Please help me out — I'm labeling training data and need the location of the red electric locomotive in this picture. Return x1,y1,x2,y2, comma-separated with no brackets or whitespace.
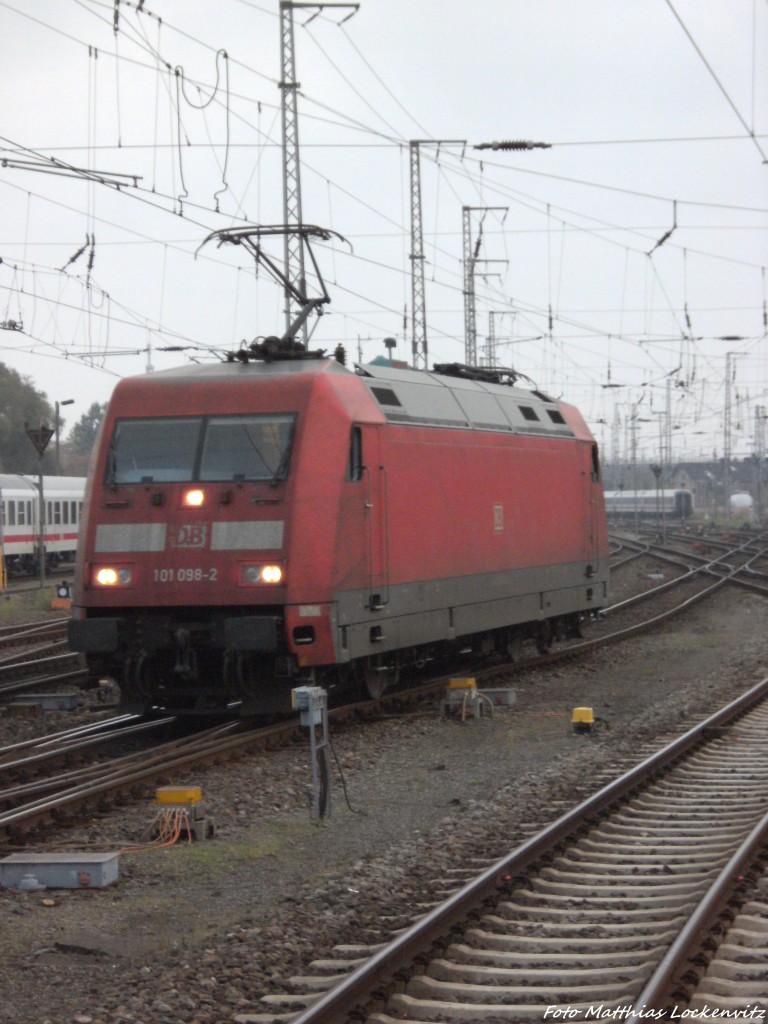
69,346,609,715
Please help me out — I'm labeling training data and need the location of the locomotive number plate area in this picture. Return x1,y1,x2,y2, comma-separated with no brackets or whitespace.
153,568,219,583
153,524,217,580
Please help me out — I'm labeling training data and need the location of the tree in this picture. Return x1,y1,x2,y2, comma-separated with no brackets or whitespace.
0,361,55,474
67,402,107,455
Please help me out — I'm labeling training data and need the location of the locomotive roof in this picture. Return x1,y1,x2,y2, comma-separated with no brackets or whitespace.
357,363,575,438
115,358,581,439
136,359,348,382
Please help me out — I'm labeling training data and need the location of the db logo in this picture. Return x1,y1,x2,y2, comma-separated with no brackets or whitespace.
169,524,208,548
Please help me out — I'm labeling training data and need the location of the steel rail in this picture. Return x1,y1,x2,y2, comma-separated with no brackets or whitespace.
0,714,139,760
0,638,70,668
602,537,768,617
0,619,68,641
0,715,177,783
0,665,88,699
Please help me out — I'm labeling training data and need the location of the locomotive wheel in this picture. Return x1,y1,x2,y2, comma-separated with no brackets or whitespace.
119,655,153,714
364,657,399,700
222,653,236,698
235,653,256,698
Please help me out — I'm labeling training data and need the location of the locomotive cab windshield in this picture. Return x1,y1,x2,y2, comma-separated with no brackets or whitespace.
106,413,297,485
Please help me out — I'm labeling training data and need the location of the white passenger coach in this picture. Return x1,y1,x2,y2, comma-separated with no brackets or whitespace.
0,475,86,577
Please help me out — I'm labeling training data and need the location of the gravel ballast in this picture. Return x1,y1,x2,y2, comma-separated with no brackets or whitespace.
1,566,767,1024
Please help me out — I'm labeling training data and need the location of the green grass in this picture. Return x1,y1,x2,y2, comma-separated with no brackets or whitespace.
0,587,61,622
134,818,316,883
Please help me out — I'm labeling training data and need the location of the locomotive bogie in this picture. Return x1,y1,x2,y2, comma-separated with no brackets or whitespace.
69,360,609,714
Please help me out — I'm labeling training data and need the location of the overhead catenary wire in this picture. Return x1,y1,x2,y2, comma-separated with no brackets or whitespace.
1,155,761,388
0,0,763,453
664,0,768,166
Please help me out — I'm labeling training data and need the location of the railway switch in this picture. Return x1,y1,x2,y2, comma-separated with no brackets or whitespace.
572,706,595,733
292,685,327,726
149,786,214,841
155,786,203,806
292,686,331,819
443,679,495,720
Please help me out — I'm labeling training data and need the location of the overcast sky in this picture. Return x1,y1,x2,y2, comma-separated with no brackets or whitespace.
1,0,766,467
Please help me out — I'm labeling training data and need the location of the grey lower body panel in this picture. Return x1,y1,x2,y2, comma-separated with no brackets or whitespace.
334,560,609,662
68,614,281,655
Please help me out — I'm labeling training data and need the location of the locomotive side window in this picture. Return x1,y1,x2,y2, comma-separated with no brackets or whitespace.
519,406,540,422
371,387,402,407
199,415,296,482
591,443,601,482
347,427,363,482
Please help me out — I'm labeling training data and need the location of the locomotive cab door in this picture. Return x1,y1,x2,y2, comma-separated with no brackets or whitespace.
360,425,390,611
585,441,602,572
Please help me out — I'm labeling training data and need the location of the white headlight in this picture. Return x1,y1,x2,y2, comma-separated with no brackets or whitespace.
239,563,284,586
94,566,133,587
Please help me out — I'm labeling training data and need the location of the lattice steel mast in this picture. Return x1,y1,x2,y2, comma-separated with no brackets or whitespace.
409,142,427,369
756,405,766,523
408,140,464,369
462,206,507,367
462,207,478,367
279,2,357,339
279,2,304,337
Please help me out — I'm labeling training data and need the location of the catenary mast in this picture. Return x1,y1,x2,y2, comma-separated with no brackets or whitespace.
408,141,464,369
279,3,357,340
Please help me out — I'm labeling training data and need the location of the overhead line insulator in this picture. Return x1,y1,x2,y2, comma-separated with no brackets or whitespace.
474,140,552,151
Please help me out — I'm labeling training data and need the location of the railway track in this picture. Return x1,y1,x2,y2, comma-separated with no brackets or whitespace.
246,678,768,1024
0,617,68,654
0,648,85,701
2,539,767,1020
0,713,173,785
0,716,274,843
614,527,768,573
3,537,768,845
0,618,82,701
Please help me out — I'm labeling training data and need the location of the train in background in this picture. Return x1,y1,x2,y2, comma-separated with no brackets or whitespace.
0,475,86,578
603,488,694,520
68,344,610,716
